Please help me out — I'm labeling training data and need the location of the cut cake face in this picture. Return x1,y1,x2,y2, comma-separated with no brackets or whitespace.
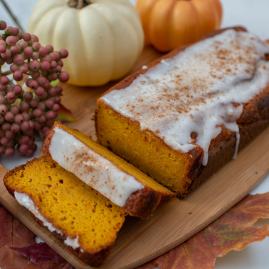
4,156,126,267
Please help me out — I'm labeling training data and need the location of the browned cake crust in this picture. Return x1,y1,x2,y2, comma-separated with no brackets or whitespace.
42,124,175,219
32,217,111,267
4,161,113,267
96,26,269,198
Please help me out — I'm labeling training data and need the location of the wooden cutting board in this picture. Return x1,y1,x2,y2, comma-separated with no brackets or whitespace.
0,45,269,269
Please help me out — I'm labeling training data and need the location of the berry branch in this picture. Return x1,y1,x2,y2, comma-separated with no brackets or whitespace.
1,70,11,76
0,20,69,157
0,0,25,33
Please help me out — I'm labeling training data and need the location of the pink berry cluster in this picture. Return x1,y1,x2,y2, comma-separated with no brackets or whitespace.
0,20,69,157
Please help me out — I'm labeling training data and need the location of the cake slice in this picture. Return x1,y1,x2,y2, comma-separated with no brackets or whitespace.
96,27,269,198
4,156,126,267
41,123,175,219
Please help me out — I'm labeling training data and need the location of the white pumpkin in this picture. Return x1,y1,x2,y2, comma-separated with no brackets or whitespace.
28,0,144,86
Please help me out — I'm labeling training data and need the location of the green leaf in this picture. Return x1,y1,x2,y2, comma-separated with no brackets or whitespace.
50,79,59,87
56,103,77,123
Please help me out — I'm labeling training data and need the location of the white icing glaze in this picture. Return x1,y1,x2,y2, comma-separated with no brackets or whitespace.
14,191,63,236
64,236,80,250
35,236,44,244
142,65,148,70
102,29,269,165
15,192,81,250
160,59,170,66
49,127,144,207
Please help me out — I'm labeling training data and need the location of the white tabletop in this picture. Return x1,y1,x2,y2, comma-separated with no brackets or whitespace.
0,1,269,268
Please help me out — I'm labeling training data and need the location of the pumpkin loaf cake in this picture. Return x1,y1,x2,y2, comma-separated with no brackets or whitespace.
41,123,175,219
96,27,269,198
4,156,126,267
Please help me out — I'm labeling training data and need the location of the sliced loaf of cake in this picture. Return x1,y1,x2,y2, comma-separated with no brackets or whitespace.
41,123,176,219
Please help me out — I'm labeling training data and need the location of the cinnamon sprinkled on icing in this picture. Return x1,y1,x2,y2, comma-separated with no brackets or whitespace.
49,127,143,207
102,29,269,165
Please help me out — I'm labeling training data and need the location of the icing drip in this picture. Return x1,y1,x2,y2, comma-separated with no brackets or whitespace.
64,236,80,250
15,191,63,236
15,192,81,250
35,236,44,244
49,127,144,207
102,29,269,165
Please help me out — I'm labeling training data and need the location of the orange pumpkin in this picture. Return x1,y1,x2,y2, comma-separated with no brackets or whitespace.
136,0,222,52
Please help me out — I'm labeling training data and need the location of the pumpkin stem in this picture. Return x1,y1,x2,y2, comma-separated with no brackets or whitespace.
68,0,92,9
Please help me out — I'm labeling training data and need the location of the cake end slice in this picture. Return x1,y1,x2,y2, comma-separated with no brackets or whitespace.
4,157,126,267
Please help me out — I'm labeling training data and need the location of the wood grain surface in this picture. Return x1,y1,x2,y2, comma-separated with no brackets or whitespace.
0,45,269,269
